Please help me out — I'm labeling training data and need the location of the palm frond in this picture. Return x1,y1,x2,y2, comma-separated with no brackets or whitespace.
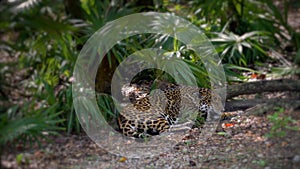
9,0,42,13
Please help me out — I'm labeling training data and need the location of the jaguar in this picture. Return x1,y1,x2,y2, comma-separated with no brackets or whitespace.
117,81,222,138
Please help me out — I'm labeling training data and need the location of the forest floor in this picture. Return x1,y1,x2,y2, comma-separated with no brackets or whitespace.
2,107,300,169
1,4,300,169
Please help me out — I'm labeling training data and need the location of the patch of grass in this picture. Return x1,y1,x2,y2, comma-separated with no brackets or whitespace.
252,159,267,167
265,107,299,138
217,132,231,138
193,116,206,128
85,155,99,161
16,153,29,166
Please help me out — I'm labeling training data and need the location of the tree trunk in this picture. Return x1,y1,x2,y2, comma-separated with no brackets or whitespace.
95,54,118,94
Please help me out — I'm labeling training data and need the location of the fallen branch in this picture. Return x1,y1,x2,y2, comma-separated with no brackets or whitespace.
244,100,300,116
225,98,300,112
226,79,300,99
